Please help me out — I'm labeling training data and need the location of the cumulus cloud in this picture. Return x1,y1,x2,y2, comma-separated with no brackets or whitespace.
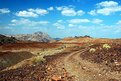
56,6,65,11
68,19,90,24
56,6,85,16
68,18,103,26
97,1,118,7
10,18,49,26
89,1,121,16
88,10,97,16
47,7,54,11
68,24,75,27
97,7,121,15
61,8,76,16
57,20,63,23
53,23,65,29
16,8,48,17
53,20,65,29
92,19,103,24
16,11,38,17
116,20,121,25
0,8,10,14
77,10,85,16
28,8,48,15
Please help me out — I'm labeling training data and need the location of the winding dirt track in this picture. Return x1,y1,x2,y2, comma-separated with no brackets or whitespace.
51,48,121,81
1,48,121,81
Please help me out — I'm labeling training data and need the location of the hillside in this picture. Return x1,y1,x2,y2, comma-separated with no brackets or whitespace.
0,34,17,45
59,36,121,44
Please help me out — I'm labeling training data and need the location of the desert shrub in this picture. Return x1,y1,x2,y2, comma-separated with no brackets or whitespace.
32,56,46,64
103,44,111,50
89,48,96,53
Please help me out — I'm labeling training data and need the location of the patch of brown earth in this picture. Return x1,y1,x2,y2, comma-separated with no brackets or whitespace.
0,51,34,70
1,42,59,50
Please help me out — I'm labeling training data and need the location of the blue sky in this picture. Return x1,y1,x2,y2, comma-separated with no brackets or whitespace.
0,0,121,38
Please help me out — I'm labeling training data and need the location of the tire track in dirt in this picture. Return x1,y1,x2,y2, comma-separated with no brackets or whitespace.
61,48,121,81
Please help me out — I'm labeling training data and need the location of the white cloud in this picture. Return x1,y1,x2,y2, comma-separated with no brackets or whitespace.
61,8,77,16
57,20,63,23
47,7,54,11
56,7,63,11
97,1,118,7
89,1,121,16
16,8,48,17
53,23,65,29
10,18,49,26
77,10,85,16
68,24,75,27
116,20,121,25
57,6,85,16
11,19,17,23
16,11,38,17
68,19,90,24
92,19,103,24
0,8,10,14
88,10,97,16
97,7,121,15
53,20,65,29
28,8,48,15
68,18,103,25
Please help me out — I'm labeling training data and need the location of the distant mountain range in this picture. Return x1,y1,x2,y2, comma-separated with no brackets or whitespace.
54,38,62,41
12,32,54,42
0,32,95,44
0,32,55,44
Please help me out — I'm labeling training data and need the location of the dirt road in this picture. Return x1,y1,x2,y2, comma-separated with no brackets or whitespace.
0,47,121,81
48,48,121,81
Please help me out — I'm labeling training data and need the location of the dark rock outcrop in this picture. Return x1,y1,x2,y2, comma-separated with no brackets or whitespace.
0,34,17,45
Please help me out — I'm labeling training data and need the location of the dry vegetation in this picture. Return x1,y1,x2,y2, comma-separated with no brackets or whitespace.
80,43,121,72
0,38,121,81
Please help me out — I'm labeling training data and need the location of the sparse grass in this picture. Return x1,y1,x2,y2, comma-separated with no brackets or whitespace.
32,56,46,64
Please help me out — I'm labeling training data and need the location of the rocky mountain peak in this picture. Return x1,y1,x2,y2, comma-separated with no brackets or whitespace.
13,31,53,42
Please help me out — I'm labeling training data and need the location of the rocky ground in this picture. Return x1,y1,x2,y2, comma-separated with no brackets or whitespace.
0,42,121,81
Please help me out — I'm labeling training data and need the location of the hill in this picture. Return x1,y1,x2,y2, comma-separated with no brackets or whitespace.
59,36,121,44
0,34,17,45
